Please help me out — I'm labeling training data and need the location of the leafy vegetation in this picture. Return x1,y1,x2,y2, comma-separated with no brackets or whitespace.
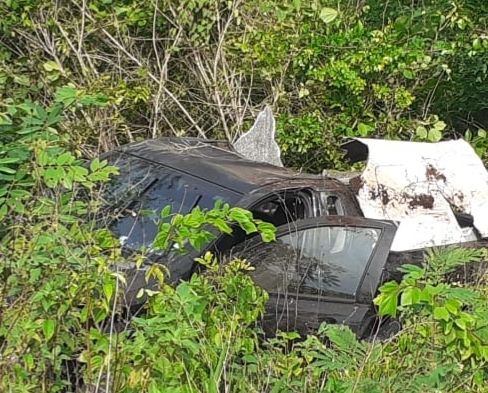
1,0,487,170
1,0,488,392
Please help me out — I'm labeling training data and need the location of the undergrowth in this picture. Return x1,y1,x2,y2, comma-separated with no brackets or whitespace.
1,91,488,392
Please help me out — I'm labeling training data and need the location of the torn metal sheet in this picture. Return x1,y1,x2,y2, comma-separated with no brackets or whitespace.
345,138,488,252
234,107,283,167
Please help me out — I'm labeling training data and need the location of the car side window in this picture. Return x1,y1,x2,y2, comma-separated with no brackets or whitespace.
214,190,314,253
243,226,381,298
320,193,345,215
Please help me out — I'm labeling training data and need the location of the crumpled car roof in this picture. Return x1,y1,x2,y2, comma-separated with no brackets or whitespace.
110,137,313,195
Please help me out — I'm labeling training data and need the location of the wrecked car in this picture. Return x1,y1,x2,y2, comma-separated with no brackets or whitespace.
98,137,398,338
97,110,488,339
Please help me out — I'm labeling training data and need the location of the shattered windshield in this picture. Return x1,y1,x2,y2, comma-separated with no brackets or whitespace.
97,152,241,251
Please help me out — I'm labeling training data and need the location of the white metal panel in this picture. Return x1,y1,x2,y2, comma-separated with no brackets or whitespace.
354,138,488,251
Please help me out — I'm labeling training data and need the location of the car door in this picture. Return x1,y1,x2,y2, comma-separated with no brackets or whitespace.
229,216,397,338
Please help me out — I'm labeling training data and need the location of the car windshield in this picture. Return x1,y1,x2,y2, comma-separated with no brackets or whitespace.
97,152,242,251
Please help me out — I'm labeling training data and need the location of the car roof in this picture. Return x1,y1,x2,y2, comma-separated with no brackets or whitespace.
108,137,324,195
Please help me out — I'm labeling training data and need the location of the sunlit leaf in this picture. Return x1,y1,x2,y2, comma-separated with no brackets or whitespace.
43,319,56,341
319,7,338,24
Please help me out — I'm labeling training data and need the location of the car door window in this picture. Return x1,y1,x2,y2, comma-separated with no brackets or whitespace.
243,225,381,298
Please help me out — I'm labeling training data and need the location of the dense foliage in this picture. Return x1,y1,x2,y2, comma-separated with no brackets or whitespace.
1,0,487,170
2,0,488,392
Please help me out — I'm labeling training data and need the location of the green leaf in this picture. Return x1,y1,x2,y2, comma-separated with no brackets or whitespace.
357,122,374,137
240,220,258,235
400,286,413,306
228,207,253,222
433,306,450,321
403,70,414,79
0,157,20,164
14,75,30,86
57,152,74,166
43,319,56,341
89,157,101,172
43,61,62,72
69,166,89,181
257,221,277,242
428,128,443,142
374,281,401,317
445,297,462,314
454,317,467,330
0,203,8,220
24,353,35,371
416,125,428,139
55,86,78,106
211,217,232,234
103,281,115,303
79,93,109,107
397,264,425,279
0,166,16,174
433,120,447,131
319,7,338,24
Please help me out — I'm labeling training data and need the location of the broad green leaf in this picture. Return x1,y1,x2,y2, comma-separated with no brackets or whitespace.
257,221,277,242
29,268,41,283
240,220,258,235
319,7,338,24
400,287,413,306
16,125,42,134
69,166,89,181
55,86,78,106
374,281,401,317
454,317,466,330
403,69,414,79
445,297,462,314
433,120,447,131
43,319,56,340
0,203,7,220
9,189,30,198
57,152,74,166
433,306,450,321
103,281,115,302
24,353,35,371
428,128,443,142
14,75,30,86
357,122,373,137
416,125,428,139
211,217,232,234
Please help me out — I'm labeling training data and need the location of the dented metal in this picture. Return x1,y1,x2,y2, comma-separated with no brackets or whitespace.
96,111,488,338
342,138,488,251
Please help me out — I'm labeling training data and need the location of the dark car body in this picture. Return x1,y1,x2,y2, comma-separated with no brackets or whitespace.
99,137,397,338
